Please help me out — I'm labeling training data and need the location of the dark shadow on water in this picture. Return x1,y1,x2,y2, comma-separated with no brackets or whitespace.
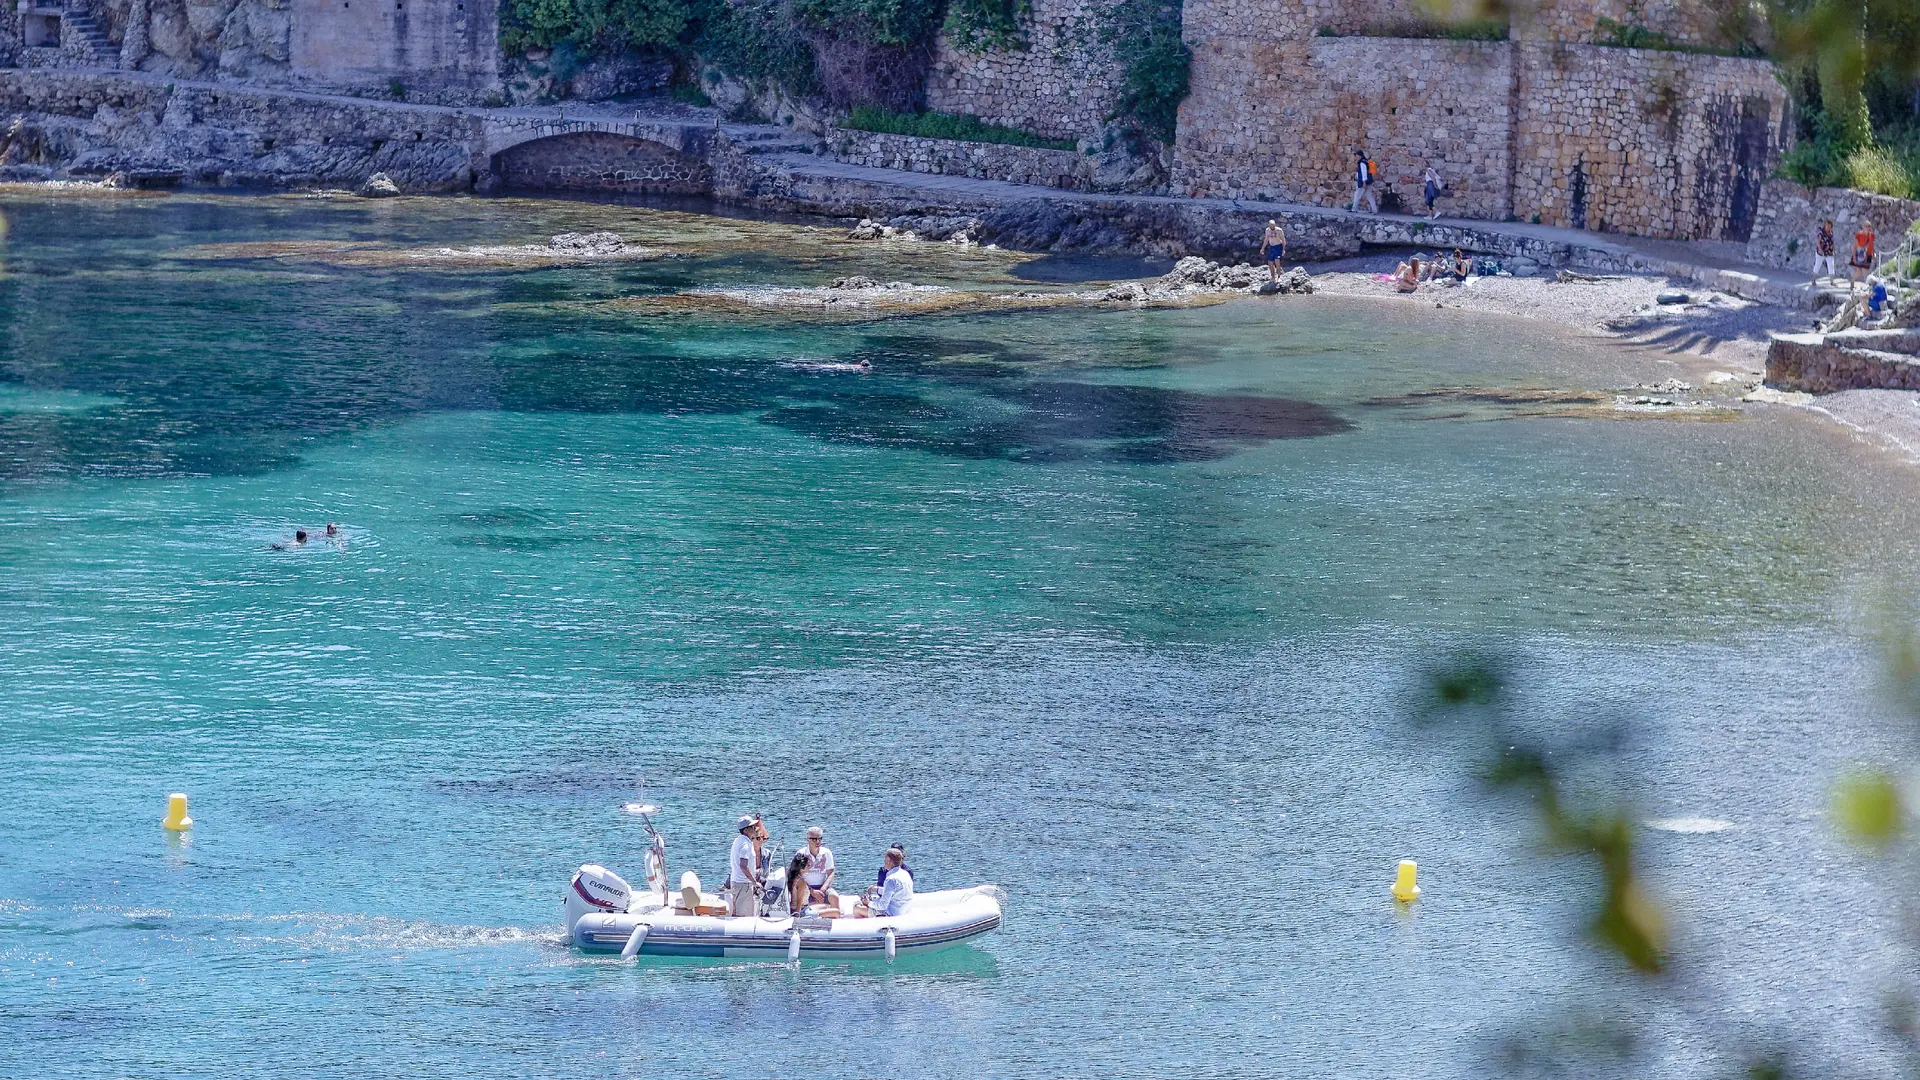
1011,254,1177,284
762,380,1353,463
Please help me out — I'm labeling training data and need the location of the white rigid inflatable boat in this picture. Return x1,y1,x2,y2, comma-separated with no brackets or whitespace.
564,806,1005,962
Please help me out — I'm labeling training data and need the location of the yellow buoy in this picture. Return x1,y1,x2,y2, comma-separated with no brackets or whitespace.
1392,859,1420,902
162,792,193,831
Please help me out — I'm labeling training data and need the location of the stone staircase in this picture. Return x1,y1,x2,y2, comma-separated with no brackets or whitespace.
58,2,118,66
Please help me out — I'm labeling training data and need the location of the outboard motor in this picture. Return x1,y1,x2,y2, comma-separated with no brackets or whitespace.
759,866,790,917
565,864,632,935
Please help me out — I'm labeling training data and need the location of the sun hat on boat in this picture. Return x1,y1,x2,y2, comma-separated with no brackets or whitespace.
737,814,759,833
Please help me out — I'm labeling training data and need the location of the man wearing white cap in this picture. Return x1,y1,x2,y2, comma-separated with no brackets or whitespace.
799,826,836,908
728,814,763,917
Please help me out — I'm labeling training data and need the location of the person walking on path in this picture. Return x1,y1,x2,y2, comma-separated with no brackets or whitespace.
1350,150,1378,214
1850,225,1877,291
1812,219,1836,284
1422,165,1443,219
1261,219,1287,282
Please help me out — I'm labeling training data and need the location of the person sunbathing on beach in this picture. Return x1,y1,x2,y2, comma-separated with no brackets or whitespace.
1393,258,1421,293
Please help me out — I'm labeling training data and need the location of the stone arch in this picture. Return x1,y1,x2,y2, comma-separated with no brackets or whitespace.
491,130,712,195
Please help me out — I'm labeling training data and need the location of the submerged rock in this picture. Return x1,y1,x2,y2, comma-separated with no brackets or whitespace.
357,172,401,198
547,231,628,254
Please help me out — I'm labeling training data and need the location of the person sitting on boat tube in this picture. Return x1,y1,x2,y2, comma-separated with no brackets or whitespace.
798,825,837,907
786,851,814,915
728,814,763,917
856,847,914,918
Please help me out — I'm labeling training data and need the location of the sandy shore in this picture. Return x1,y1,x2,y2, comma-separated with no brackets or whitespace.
1300,253,1920,466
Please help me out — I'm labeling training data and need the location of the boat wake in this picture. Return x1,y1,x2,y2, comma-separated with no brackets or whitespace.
1644,816,1734,833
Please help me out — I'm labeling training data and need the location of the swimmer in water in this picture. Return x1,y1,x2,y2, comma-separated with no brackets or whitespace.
325,523,339,538
269,528,309,551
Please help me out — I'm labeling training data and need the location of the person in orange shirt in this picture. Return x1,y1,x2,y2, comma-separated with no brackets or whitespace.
1850,226,1877,290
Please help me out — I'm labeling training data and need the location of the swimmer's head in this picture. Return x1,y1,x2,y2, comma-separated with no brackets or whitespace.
294,530,308,543
326,522,339,536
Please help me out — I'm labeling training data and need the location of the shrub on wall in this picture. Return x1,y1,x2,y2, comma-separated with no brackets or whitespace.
690,0,819,95
945,0,1030,51
501,0,692,55
1100,0,1190,144
843,105,1075,147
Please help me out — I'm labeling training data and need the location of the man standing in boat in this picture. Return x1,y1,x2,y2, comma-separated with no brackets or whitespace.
728,814,764,917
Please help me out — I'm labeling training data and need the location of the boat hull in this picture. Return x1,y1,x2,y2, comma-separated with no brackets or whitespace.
570,886,1003,959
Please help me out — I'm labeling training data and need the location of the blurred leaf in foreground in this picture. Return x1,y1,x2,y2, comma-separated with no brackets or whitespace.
1833,768,1904,849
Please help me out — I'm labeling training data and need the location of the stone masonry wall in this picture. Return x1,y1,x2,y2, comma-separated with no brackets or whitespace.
1508,44,1784,239
827,128,1090,190
0,68,475,187
1743,178,1920,270
12,0,496,97
924,0,1120,142
1168,0,1786,241
1518,0,1734,48
1173,37,1514,217
494,129,710,193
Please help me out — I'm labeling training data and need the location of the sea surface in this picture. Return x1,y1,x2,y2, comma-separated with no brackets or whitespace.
2,191,1916,1079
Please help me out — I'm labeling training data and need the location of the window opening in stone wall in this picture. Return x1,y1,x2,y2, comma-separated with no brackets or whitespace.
23,13,60,48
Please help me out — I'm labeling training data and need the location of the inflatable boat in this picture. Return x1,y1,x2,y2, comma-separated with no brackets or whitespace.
563,805,1005,961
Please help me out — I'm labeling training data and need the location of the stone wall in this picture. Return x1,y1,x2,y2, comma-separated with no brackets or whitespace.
1170,0,1787,242
288,0,497,92
494,130,710,193
0,68,475,187
1743,178,1920,270
1173,37,1514,217
1767,330,1920,393
1518,0,1733,47
827,128,1089,190
923,0,1120,142
1508,43,1783,239
10,0,495,96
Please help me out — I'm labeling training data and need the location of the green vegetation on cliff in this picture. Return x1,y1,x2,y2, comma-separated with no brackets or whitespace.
1102,0,1191,144
1772,0,1920,198
501,0,691,55
501,0,1191,149
843,106,1075,148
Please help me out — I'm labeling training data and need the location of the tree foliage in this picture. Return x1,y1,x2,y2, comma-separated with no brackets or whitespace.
501,0,692,55
1100,0,1191,144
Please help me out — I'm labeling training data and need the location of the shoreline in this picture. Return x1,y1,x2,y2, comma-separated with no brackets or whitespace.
8,176,1912,466
1294,254,1920,465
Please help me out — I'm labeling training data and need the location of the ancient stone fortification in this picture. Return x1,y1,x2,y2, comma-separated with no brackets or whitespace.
923,0,1120,142
0,0,1796,245
1743,178,1920,270
4,0,494,98
1173,0,1787,241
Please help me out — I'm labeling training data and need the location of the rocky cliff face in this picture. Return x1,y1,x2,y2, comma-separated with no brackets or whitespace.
99,0,293,80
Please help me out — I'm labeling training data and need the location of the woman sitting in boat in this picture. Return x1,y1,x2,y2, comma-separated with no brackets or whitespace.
854,847,914,917
786,851,814,915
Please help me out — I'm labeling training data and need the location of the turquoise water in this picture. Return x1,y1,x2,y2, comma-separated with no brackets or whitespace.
2,193,1916,1078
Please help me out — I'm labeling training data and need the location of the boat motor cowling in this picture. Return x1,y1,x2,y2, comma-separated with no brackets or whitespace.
566,864,632,934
